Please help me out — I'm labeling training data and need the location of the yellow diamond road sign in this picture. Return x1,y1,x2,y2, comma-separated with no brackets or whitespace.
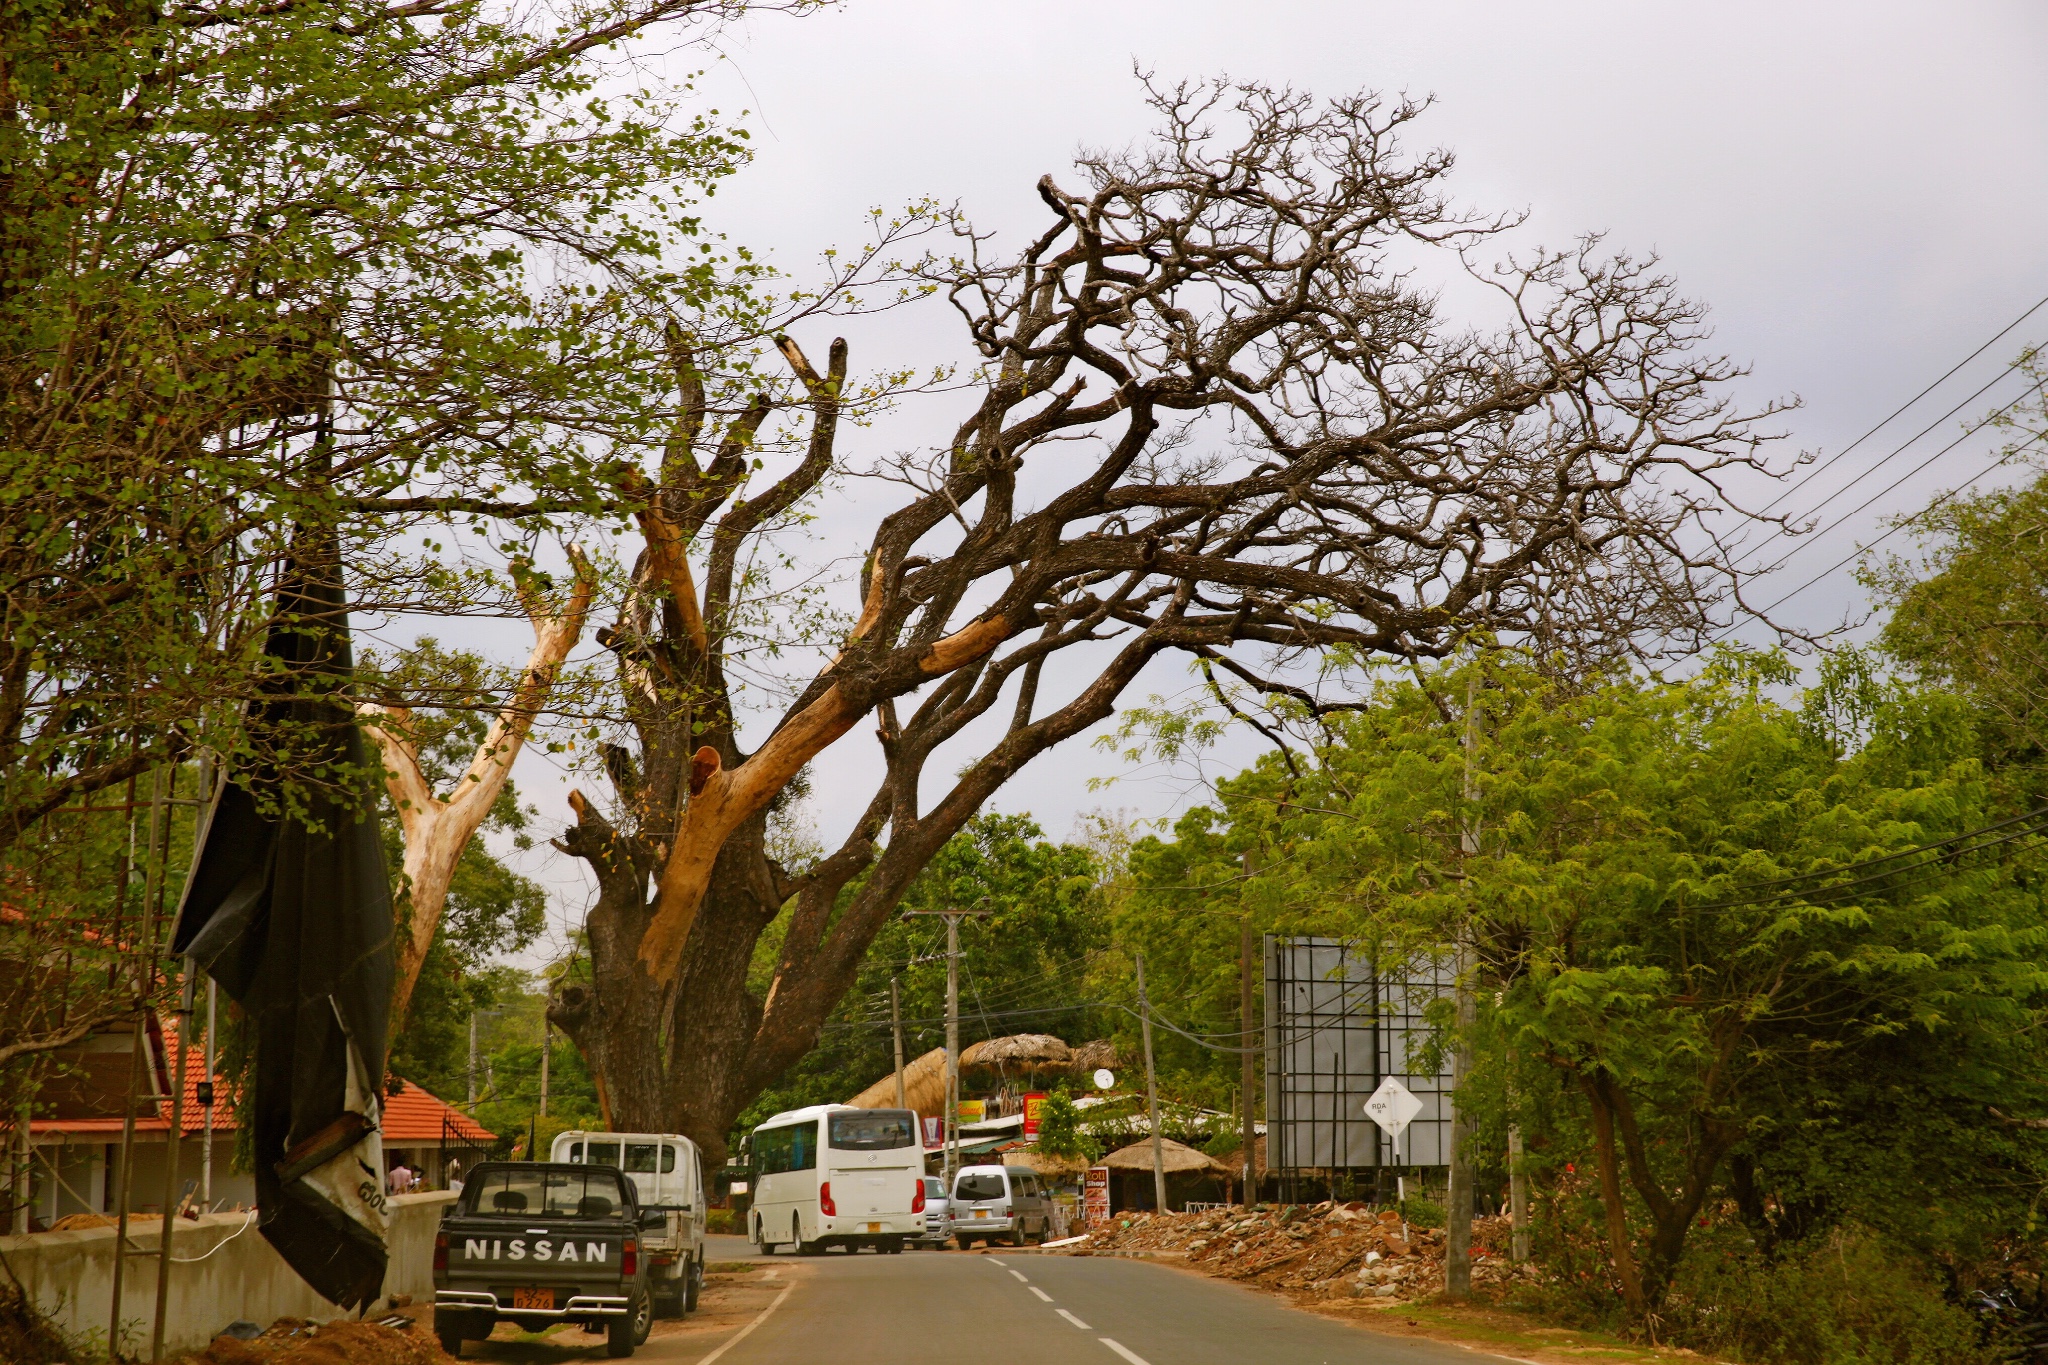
1363,1077,1423,1138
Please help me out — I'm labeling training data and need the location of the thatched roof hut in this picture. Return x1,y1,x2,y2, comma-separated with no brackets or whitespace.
960,1034,1072,1083
1068,1039,1120,1077
842,1046,948,1117
1100,1137,1230,1175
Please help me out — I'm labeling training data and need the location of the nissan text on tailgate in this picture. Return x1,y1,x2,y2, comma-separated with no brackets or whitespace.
433,1162,657,1358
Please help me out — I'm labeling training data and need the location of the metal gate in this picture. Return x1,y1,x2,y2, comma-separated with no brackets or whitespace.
1262,936,1455,1186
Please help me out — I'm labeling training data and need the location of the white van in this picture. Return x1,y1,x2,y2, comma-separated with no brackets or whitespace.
948,1164,1052,1249
550,1131,706,1315
746,1105,924,1255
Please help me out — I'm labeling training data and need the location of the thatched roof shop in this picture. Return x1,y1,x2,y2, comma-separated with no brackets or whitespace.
960,1034,1072,1082
843,1046,949,1117
1068,1039,1120,1076
1100,1137,1230,1175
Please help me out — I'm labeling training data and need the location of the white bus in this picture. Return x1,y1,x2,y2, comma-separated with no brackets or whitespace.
746,1104,924,1255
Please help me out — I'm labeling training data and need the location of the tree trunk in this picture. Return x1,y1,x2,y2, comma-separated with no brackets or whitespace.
1583,1077,1648,1317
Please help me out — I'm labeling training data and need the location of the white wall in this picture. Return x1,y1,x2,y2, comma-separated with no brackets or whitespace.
0,1190,453,1357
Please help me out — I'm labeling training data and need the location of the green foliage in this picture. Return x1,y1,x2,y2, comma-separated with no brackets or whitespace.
1127,649,2048,1322
1876,441,2048,796
1035,1091,1100,1162
1656,1228,1998,1365
0,0,763,853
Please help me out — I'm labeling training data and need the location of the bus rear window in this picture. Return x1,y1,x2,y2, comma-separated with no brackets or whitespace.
828,1110,916,1150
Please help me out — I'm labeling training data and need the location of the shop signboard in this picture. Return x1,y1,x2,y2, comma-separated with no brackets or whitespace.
921,1116,943,1149
1083,1165,1110,1225
956,1100,986,1124
1022,1092,1048,1139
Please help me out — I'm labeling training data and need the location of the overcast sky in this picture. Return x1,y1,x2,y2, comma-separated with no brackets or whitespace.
476,1,2048,959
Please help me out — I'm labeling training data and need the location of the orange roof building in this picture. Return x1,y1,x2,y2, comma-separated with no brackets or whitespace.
21,1012,494,1228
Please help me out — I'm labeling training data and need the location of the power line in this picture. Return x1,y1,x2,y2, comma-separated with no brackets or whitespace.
1748,369,2040,565
1757,293,2048,517
1738,427,2047,623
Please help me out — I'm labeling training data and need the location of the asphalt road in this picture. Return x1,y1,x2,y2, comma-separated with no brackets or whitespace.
442,1234,1512,1365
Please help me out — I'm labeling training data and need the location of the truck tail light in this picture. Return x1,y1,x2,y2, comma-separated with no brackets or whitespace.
621,1237,638,1278
433,1232,448,1273
819,1182,836,1216
911,1183,925,1214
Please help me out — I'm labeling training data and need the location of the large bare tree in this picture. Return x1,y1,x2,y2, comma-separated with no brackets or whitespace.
549,83,1780,1157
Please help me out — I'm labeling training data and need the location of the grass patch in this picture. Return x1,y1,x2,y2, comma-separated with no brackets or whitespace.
1350,1299,1717,1365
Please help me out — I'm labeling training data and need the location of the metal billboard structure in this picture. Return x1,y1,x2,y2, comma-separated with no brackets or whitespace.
1262,936,1455,1195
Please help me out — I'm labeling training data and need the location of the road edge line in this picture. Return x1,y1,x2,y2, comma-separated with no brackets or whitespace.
696,1279,796,1365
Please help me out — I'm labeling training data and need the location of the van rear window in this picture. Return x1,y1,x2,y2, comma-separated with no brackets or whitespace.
828,1110,916,1150
954,1172,1005,1201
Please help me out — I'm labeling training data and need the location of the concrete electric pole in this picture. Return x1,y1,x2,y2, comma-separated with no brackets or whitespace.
1135,954,1168,1214
904,908,988,1184
891,976,907,1110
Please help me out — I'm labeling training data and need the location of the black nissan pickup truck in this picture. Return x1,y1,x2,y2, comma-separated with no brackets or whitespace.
432,1161,658,1357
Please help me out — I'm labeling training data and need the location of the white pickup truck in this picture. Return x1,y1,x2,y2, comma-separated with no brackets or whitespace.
550,1130,707,1316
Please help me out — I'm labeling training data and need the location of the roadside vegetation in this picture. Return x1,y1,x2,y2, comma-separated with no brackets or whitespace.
5,5,2047,1361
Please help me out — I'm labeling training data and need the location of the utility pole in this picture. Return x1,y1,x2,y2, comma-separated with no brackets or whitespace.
904,908,989,1183
539,1017,550,1119
890,977,907,1110
109,767,168,1359
1239,849,1259,1208
1508,1126,1531,1261
201,978,217,1208
153,960,196,1362
469,1010,479,1107
1239,921,1258,1207
1445,670,1482,1300
1134,955,1168,1214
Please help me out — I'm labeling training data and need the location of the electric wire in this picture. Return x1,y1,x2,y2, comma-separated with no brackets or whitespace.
1757,292,2048,517
1739,427,2048,622
1742,382,2045,582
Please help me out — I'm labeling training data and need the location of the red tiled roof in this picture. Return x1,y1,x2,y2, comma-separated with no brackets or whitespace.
382,1078,494,1144
31,1013,491,1145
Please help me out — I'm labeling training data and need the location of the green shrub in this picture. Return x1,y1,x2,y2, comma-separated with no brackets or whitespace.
1399,1194,1446,1229
1657,1227,1995,1365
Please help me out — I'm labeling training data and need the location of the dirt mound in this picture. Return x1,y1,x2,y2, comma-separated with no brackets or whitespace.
170,1317,452,1365
1067,1202,1538,1303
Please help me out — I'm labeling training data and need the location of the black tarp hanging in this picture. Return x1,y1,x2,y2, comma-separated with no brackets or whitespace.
172,534,394,1309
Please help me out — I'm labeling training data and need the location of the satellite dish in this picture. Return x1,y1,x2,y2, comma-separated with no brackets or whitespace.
1093,1068,1116,1090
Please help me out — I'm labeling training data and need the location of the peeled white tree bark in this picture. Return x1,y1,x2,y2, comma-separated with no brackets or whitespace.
361,548,595,1031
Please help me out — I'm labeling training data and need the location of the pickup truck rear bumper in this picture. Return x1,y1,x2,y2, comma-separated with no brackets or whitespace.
436,1289,631,1317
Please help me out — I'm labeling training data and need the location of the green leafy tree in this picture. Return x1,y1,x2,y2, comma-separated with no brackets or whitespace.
1132,652,2048,1319
0,0,762,863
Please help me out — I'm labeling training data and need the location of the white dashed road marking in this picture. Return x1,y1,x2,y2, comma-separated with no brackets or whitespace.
985,1256,1007,1266
1100,1338,1152,1365
1008,1268,1029,1283
1058,1309,1092,1330
1029,1286,1053,1302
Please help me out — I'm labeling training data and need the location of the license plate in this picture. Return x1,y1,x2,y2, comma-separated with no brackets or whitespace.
974,1209,989,1219
867,1222,882,1233
511,1287,556,1310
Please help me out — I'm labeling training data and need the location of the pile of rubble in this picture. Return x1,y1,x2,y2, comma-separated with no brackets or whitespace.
1064,1203,1533,1302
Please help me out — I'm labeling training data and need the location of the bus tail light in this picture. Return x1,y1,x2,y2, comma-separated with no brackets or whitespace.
433,1232,448,1273
621,1237,638,1277
911,1182,925,1214
819,1182,836,1216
